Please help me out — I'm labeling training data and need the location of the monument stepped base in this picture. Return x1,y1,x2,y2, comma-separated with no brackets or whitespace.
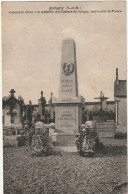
56,133,76,142
52,146,77,153
53,132,76,147
53,142,75,146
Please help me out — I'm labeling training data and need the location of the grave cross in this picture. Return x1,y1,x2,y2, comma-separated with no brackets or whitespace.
41,91,43,98
49,92,53,104
9,89,16,122
10,89,16,96
94,91,108,112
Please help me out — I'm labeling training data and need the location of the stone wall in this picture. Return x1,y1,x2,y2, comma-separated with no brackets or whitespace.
85,101,115,113
114,70,127,134
115,97,127,133
114,80,126,97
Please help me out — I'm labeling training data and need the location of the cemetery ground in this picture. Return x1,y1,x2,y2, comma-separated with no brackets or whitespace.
4,138,127,194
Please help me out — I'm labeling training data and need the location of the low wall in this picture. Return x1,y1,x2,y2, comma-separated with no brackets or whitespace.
3,136,18,147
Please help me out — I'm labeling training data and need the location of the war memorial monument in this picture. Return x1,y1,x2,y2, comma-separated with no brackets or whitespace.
53,39,85,145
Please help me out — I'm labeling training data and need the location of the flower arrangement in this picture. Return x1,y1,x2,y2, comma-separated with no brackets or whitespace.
75,122,99,157
31,122,53,156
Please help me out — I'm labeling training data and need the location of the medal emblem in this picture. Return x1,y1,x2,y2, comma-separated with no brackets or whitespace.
63,62,74,76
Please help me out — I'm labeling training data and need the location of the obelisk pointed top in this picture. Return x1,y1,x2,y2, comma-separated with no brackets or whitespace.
62,39,75,48
62,38,75,42
59,39,78,99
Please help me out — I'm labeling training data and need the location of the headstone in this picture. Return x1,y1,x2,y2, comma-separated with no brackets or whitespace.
3,90,24,133
53,39,85,142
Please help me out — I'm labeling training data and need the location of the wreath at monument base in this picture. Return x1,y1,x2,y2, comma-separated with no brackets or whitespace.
30,133,53,156
75,123,100,157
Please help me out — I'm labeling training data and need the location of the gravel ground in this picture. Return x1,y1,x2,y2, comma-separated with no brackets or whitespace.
100,137,127,146
3,140,127,194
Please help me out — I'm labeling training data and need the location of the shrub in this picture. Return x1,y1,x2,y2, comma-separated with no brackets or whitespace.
114,133,127,139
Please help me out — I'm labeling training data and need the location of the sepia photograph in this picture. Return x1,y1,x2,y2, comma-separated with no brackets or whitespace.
2,1,127,193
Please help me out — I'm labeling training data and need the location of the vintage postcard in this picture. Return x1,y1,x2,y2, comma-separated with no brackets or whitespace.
2,1,127,193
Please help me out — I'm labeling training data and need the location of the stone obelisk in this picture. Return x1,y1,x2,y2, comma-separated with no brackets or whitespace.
59,39,78,99
53,39,85,136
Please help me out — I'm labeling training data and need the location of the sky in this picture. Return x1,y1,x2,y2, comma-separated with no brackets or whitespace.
2,1,127,104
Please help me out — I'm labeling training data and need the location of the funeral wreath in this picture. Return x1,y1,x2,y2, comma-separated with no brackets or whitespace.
75,121,100,157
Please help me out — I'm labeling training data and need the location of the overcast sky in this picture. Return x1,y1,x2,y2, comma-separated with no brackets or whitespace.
2,1,126,104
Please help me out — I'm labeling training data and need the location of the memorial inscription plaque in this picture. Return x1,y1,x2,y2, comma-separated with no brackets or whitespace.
56,107,76,133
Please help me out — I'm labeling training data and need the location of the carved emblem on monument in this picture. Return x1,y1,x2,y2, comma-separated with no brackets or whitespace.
63,62,74,76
